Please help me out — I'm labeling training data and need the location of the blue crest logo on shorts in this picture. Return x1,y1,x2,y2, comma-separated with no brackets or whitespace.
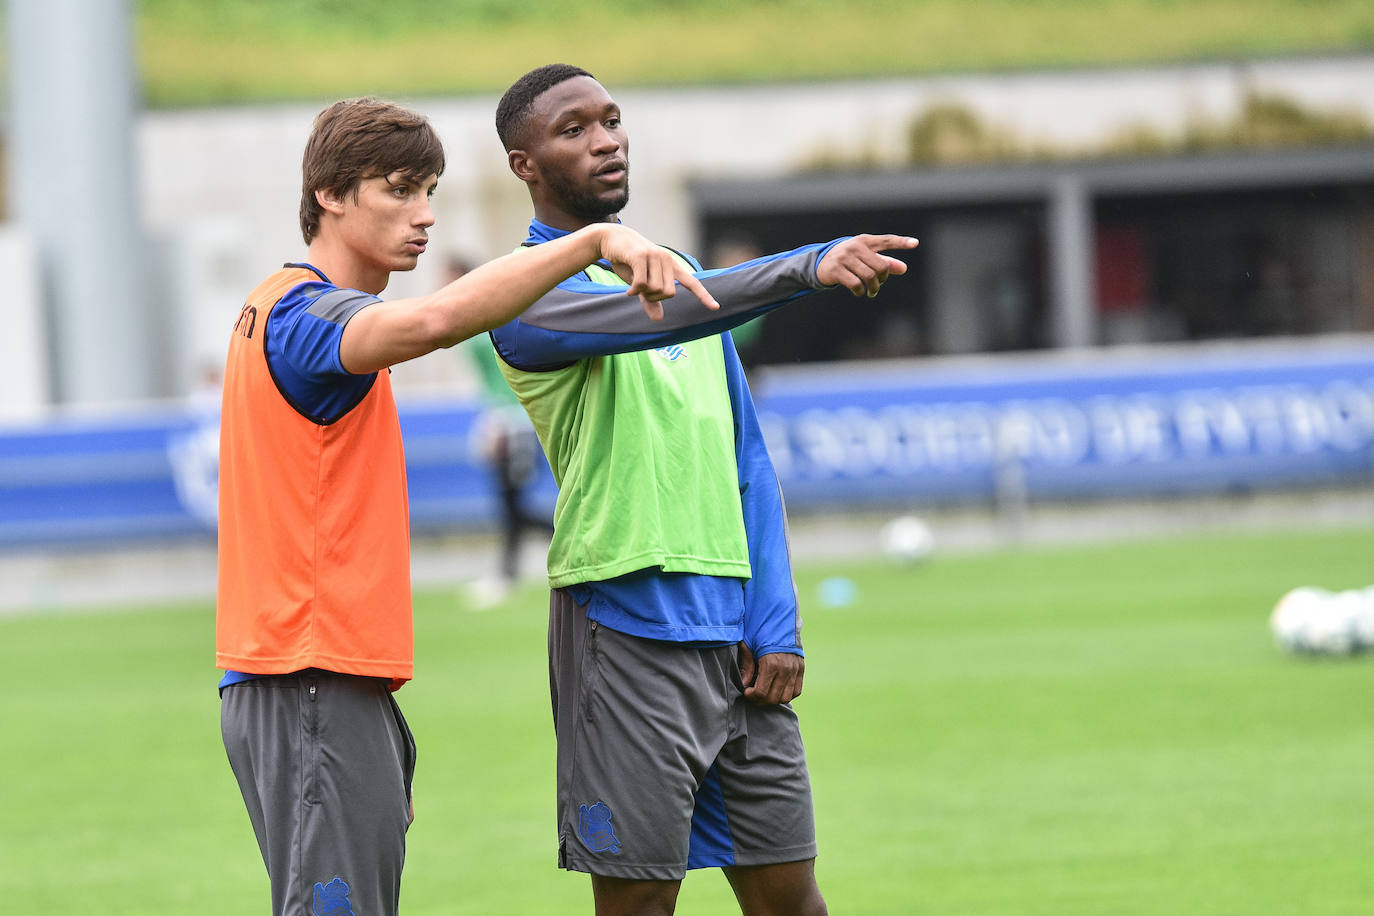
578,801,622,854
312,877,355,916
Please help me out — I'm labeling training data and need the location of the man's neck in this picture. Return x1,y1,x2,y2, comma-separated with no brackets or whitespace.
531,205,618,235
305,240,389,295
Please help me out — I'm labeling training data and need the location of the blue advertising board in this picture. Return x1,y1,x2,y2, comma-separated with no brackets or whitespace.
0,399,500,550
751,340,1374,508
1,339,1370,551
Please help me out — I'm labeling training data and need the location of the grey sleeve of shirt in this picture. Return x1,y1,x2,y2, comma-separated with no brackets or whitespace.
306,288,378,326
517,243,834,335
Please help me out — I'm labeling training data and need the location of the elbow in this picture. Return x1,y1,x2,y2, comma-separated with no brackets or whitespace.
421,295,482,350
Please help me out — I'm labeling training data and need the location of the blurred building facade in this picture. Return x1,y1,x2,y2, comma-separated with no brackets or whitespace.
119,54,1374,405
697,147,1374,366
3,55,1374,561
3,53,1372,413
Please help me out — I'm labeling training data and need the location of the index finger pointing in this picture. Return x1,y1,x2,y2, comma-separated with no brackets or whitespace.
675,265,720,311
864,234,919,252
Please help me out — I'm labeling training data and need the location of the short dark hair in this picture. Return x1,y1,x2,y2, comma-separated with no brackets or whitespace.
299,97,446,244
495,64,594,151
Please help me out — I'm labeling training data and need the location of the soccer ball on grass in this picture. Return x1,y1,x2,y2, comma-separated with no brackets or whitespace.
1269,586,1374,656
879,515,934,564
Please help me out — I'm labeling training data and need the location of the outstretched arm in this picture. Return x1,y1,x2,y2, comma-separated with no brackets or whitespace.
493,234,917,371
338,223,717,374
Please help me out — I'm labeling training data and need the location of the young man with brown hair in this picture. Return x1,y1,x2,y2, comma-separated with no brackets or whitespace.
215,95,716,916
491,65,917,915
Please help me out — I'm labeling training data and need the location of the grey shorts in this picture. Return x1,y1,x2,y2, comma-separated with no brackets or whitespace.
221,669,416,916
549,589,817,881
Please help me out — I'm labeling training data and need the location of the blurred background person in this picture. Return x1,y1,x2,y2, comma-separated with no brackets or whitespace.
448,253,556,606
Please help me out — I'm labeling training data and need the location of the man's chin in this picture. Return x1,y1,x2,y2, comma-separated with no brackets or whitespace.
578,191,629,223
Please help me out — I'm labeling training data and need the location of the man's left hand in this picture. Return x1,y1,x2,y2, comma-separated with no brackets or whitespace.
738,643,805,705
816,233,918,298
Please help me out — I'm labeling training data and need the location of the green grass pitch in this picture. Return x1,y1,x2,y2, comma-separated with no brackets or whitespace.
3,523,1373,914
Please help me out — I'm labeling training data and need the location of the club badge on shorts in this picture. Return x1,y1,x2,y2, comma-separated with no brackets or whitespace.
312,877,355,916
577,801,622,854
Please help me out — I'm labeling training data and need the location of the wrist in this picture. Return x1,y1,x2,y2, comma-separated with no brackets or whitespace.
750,644,804,659
811,238,850,288
583,223,612,260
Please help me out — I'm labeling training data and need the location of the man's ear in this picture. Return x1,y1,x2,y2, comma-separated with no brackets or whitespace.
508,149,537,183
316,187,347,216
